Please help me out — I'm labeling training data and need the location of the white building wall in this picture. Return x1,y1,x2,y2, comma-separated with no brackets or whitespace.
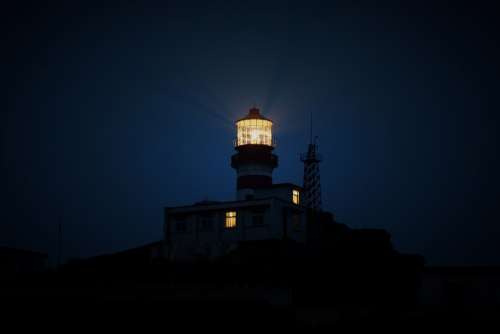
166,198,306,261
243,205,275,241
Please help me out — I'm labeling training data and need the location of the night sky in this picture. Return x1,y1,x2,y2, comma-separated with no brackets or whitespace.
3,0,499,266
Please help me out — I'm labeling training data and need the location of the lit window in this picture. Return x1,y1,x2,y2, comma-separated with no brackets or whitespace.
225,211,237,229
292,190,300,205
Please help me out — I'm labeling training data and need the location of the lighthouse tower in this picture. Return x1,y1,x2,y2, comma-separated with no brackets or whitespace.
231,107,278,200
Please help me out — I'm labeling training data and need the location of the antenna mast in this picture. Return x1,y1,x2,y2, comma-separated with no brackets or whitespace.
57,216,62,269
301,112,323,210
310,112,313,144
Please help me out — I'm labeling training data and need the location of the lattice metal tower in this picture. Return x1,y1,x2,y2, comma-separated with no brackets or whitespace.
300,114,322,210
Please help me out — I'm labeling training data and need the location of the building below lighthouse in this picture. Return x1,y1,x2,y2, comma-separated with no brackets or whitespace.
164,107,308,261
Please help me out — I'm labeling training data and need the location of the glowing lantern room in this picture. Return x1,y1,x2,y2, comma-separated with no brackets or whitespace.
235,107,274,147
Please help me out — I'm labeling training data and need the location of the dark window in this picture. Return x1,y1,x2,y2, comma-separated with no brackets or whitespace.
246,194,254,200
252,215,264,225
201,218,213,231
291,213,301,231
176,221,187,232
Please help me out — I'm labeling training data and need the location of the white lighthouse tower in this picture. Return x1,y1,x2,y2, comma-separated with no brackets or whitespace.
231,107,278,200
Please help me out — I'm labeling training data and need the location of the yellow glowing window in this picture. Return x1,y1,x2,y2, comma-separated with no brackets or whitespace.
225,211,237,229
236,119,273,146
292,190,300,205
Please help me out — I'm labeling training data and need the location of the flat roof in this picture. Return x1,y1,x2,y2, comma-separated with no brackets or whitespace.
267,183,303,190
165,196,305,214
166,198,274,213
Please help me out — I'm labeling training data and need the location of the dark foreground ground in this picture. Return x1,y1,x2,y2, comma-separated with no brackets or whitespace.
2,282,499,332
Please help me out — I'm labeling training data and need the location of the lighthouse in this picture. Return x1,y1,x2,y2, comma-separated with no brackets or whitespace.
231,107,278,200
165,106,307,261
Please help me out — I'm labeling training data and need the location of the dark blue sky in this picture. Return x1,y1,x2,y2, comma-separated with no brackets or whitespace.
3,0,499,265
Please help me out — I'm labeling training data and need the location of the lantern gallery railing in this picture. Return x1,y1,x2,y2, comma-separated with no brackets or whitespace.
234,137,276,147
